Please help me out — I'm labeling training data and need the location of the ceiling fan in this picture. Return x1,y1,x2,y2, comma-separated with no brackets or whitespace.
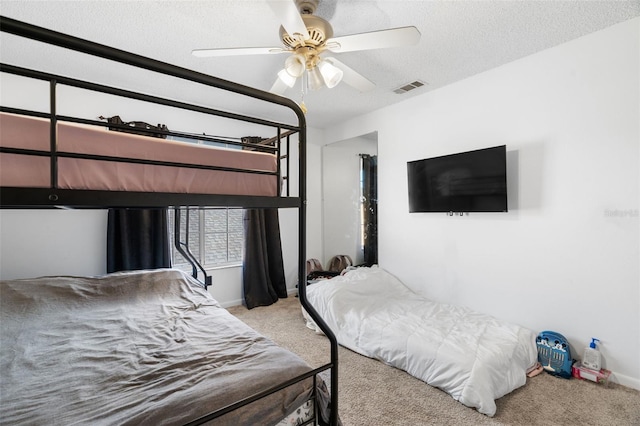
192,0,421,109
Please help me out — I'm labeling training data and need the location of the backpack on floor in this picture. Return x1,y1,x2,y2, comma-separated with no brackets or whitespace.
305,258,340,281
536,330,574,379
306,258,323,276
327,255,353,273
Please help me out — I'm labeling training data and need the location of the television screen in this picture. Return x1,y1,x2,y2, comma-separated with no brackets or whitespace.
407,145,507,213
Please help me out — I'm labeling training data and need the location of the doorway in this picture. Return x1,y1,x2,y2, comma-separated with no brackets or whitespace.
322,132,378,266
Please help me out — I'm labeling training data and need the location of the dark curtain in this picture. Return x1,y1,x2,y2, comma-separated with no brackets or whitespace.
243,208,287,309
107,208,171,273
361,154,378,266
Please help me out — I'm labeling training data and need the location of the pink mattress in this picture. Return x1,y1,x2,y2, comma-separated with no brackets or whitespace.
0,112,278,196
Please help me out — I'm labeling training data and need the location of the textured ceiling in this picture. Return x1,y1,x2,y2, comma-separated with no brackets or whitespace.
1,0,639,129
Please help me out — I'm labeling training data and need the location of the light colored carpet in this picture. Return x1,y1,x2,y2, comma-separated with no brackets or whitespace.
227,297,640,426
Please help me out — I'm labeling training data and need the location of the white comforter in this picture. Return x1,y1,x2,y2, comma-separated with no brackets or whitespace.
305,266,537,416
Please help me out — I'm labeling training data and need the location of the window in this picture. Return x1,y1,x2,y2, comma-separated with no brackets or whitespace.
168,207,244,270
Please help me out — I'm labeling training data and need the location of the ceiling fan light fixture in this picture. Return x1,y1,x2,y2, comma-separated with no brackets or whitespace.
308,67,325,91
317,59,343,88
277,68,297,88
284,53,306,77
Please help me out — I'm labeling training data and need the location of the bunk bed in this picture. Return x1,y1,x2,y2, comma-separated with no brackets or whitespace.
0,16,339,426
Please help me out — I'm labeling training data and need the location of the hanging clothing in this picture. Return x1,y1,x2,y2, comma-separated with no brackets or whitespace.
107,208,171,273
243,208,287,309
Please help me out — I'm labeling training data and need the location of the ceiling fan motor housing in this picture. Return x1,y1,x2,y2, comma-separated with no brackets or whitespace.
280,14,333,49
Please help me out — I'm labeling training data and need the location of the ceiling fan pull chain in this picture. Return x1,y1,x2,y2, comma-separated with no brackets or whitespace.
299,72,308,114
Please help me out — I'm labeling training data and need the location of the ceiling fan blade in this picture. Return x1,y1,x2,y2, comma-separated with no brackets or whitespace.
269,76,290,95
192,46,288,57
326,26,421,53
266,0,310,40
325,57,376,92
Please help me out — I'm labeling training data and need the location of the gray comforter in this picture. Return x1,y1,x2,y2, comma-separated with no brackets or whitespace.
0,269,317,425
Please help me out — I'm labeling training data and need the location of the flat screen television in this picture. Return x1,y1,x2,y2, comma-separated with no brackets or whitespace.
407,145,507,213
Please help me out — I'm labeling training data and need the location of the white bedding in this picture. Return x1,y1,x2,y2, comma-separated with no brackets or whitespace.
305,266,537,416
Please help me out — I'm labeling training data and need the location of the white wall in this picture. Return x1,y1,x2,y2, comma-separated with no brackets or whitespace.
0,209,106,278
324,18,640,388
305,127,326,262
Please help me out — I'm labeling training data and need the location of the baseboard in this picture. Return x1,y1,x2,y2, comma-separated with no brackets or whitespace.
219,298,244,309
613,372,640,390
219,289,298,309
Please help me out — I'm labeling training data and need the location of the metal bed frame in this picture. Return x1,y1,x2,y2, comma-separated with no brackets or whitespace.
0,16,339,426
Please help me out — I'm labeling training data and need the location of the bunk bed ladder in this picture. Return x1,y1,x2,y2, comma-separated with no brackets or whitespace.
173,206,212,288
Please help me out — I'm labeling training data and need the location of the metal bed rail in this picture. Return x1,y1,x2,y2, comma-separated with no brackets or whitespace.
0,63,287,206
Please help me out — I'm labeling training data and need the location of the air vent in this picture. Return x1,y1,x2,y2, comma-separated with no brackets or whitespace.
393,80,426,94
